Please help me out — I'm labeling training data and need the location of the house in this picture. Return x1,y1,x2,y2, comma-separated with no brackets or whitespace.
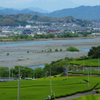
22,31,32,35
92,33,100,36
48,30,60,34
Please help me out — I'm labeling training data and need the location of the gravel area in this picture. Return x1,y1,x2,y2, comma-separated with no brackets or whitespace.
0,39,99,68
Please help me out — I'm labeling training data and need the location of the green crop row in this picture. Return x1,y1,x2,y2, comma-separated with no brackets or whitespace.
0,76,99,100
69,71,100,75
69,59,100,67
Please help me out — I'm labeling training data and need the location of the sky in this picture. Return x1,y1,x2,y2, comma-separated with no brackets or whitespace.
0,0,100,12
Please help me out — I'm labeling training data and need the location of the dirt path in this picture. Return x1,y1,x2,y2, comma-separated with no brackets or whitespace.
54,90,96,100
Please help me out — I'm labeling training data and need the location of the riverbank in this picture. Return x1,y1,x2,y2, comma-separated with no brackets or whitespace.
0,36,100,42
0,38,100,68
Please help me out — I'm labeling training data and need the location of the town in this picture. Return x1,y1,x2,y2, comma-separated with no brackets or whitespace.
0,19,100,38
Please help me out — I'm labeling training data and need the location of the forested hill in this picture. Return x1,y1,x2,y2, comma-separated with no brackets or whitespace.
1,5,100,20
48,5,100,20
0,14,92,26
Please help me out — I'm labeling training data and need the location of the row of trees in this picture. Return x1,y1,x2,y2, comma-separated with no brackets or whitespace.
12,35,33,40
8,32,92,41
0,66,44,79
34,33,55,38
33,32,91,38
0,59,69,78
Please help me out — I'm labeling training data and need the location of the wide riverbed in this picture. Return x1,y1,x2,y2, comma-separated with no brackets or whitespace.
0,38,100,68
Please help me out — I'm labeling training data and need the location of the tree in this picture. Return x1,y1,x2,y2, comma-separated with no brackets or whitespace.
0,67,9,77
44,59,67,75
82,32,88,37
88,46,100,58
33,67,44,78
13,66,33,78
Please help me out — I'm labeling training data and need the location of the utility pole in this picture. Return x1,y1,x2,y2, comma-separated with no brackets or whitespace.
83,57,84,72
88,68,90,88
50,69,52,96
9,58,10,81
90,63,92,76
18,66,20,100
67,65,69,80
98,57,100,74
49,69,55,99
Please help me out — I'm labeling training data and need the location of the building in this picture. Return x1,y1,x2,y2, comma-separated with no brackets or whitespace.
92,33,100,36
22,31,32,35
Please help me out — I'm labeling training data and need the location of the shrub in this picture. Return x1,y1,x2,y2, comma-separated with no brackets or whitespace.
55,48,58,52
60,48,62,51
27,51,29,53
66,46,79,52
75,55,89,60
46,49,52,52
6,53,9,56
49,48,52,52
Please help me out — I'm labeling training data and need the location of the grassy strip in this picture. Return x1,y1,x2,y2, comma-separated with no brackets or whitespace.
69,71,100,75
0,76,99,100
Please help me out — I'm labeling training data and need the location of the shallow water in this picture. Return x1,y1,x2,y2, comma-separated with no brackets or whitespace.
29,65,45,69
0,38,100,47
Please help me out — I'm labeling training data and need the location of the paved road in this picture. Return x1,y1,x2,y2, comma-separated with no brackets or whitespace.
54,90,96,100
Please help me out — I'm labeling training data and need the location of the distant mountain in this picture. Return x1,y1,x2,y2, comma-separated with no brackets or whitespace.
0,6,100,20
16,7,49,13
0,7,5,10
48,5,100,20
0,8,18,14
27,7,49,13
0,8,45,16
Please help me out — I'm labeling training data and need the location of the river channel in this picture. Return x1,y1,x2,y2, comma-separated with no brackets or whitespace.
0,38,100,47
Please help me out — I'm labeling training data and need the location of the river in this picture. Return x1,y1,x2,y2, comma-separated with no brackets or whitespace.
0,38,100,47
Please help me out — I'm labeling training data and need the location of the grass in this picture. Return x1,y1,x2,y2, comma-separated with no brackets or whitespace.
69,59,100,67
0,76,100,100
69,71,100,75
71,94,100,100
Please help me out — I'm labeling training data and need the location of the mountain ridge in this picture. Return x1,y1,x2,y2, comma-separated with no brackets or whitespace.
0,14,92,26
0,5,100,20
48,5,100,19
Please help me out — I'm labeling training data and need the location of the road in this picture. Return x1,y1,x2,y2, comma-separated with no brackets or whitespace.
54,90,96,100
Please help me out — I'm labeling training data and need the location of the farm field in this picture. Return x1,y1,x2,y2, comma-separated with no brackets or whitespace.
69,59,100,67
0,76,100,100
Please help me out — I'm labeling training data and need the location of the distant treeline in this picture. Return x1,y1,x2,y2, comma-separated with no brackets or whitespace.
11,32,91,40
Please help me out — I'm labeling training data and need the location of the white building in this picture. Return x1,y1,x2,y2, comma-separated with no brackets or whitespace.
92,33,100,36
25,25,32,28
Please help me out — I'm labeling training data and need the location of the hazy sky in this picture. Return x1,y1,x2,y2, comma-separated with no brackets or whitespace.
0,0,100,11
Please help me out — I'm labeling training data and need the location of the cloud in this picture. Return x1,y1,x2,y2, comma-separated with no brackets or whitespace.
0,0,36,8
1,0,99,11
70,0,100,5
5,0,34,4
